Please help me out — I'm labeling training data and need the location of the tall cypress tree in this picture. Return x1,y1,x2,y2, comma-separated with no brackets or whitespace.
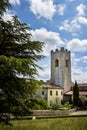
73,81,79,106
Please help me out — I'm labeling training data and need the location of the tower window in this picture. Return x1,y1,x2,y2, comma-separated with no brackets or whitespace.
66,60,68,67
55,59,59,67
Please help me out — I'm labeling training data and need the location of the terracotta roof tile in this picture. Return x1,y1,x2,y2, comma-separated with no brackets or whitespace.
65,91,87,95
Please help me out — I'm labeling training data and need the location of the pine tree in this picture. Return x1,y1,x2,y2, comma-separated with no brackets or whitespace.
0,0,11,15
0,1,44,116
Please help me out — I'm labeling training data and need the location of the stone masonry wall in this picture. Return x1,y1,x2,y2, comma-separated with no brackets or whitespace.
31,109,76,116
51,47,71,92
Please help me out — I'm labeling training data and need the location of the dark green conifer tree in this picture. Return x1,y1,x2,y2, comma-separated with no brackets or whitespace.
73,81,79,106
0,0,44,116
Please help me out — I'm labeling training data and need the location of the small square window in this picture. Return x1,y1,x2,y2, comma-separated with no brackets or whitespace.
42,91,44,95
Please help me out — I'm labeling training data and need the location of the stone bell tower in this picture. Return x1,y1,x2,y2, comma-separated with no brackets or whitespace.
51,47,71,92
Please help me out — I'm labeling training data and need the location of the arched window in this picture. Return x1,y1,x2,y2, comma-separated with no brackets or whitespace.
66,60,68,67
55,59,59,67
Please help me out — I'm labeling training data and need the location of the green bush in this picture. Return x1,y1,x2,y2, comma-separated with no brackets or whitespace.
50,102,73,110
51,103,59,110
26,98,48,110
58,102,73,110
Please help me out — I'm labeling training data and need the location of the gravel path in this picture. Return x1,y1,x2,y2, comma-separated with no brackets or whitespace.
70,110,87,115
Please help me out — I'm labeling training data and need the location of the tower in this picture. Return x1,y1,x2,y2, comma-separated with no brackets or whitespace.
51,47,71,92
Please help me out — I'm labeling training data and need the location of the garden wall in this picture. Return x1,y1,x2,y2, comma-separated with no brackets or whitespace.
31,109,75,116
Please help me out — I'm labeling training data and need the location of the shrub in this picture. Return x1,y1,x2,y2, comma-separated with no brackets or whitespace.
26,98,48,110
58,102,73,110
51,103,59,110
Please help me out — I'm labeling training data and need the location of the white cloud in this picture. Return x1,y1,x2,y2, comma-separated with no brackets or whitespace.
71,53,87,66
68,49,87,83
59,18,81,32
31,27,64,56
67,39,87,52
71,53,79,65
72,66,87,83
57,4,66,15
81,56,87,60
78,16,87,25
36,62,50,81
29,0,56,20
59,4,87,34
2,10,14,22
9,0,20,5
76,4,86,16
69,0,75,2
75,56,87,63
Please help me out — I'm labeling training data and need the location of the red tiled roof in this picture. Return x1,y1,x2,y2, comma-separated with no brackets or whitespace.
42,84,63,89
65,91,87,95
78,83,87,87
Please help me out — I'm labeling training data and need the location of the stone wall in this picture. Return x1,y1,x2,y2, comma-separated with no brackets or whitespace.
30,109,75,116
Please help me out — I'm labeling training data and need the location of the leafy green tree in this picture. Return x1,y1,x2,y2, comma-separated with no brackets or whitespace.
73,81,79,106
0,1,44,116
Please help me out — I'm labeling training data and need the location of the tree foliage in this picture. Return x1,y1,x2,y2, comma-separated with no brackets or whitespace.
73,81,79,106
25,98,48,110
0,0,11,16
0,1,44,116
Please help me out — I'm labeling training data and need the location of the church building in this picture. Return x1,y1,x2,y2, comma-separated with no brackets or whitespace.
36,47,87,106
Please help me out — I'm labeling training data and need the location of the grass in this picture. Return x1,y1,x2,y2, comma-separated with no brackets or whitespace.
0,116,87,130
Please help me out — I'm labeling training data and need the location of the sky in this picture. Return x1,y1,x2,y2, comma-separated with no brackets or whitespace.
2,0,87,83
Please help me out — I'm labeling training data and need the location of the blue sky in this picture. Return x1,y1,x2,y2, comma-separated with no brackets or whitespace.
2,0,87,83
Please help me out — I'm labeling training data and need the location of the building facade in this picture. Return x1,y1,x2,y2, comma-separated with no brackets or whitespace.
35,47,72,105
65,83,87,104
36,84,63,106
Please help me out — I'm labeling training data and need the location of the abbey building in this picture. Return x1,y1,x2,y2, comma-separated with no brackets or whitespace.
36,47,87,106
